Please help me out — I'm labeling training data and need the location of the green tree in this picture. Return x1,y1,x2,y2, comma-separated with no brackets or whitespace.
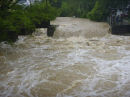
80,0,96,18
87,1,104,21
60,2,69,17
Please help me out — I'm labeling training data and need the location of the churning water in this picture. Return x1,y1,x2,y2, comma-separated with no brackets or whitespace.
0,17,130,97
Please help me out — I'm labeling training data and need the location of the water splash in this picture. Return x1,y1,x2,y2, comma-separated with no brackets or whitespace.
0,17,130,97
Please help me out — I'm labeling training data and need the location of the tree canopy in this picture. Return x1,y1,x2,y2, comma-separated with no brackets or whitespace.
48,0,130,21
0,0,57,42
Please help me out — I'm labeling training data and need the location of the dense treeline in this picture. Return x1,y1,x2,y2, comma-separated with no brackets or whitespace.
48,0,130,21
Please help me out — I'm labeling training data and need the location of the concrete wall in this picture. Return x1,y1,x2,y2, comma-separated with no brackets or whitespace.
112,25,130,35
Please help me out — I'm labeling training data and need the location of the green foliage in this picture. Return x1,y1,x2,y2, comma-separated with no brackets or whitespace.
49,0,130,21
56,0,96,17
0,1,58,43
81,11,88,18
60,2,69,17
26,2,57,23
0,32,8,43
80,0,96,14
87,1,104,21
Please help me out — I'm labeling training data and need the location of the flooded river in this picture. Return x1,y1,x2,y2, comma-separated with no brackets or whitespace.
0,17,130,97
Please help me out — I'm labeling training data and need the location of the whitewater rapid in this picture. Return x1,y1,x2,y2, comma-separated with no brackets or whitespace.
0,17,130,97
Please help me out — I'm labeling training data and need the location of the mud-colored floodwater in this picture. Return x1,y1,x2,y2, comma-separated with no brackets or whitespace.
0,17,130,97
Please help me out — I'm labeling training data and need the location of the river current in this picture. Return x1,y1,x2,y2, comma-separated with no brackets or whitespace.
0,17,130,97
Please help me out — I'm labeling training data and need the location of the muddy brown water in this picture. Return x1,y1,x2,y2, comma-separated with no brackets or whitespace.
0,17,130,97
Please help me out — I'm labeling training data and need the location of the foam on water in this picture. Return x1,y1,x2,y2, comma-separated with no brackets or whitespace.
0,17,130,97
52,17,110,39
